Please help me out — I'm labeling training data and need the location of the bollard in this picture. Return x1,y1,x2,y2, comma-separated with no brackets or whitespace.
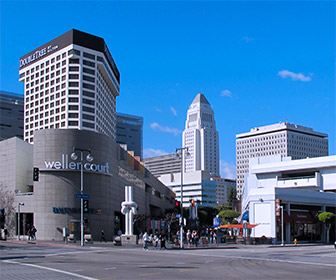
294,238,297,246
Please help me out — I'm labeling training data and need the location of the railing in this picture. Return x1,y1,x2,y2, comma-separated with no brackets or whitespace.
278,175,315,181
277,175,319,188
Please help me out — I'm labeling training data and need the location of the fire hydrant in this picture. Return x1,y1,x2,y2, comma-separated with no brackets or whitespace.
294,239,297,246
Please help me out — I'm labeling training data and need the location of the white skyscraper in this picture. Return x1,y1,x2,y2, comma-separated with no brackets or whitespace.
183,93,219,176
19,29,120,143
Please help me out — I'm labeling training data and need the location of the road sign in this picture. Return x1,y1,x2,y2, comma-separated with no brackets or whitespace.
213,217,220,227
76,193,90,199
176,214,181,218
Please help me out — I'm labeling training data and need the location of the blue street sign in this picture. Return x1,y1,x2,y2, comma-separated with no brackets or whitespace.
213,217,220,227
176,214,181,218
76,193,90,199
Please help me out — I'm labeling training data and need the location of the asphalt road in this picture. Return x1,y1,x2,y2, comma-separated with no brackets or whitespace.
1,241,335,280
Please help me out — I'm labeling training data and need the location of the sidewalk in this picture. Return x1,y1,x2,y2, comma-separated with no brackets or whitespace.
2,238,329,250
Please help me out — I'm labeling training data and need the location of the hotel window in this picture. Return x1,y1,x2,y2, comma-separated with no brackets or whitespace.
69,58,79,64
69,66,79,72
83,60,95,67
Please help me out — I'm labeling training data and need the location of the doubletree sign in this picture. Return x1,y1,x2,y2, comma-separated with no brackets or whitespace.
44,154,110,174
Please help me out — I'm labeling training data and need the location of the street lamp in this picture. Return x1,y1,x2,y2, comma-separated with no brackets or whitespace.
17,203,24,240
71,147,93,247
175,147,190,249
278,205,284,246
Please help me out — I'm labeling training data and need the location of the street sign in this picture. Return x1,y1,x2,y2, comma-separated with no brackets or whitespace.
213,217,220,227
76,193,90,199
176,214,181,218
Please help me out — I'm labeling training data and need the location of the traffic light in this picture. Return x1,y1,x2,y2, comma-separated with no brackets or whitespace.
174,201,181,213
33,167,39,181
83,200,89,213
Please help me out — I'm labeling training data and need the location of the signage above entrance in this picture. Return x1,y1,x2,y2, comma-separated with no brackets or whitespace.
44,154,110,174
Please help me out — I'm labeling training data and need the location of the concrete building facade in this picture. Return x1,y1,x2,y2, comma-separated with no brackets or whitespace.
236,122,329,198
159,170,217,207
210,177,236,205
143,153,181,177
0,91,24,140
0,130,175,241
242,155,336,244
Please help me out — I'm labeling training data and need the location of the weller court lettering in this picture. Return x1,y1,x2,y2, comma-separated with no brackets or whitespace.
44,154,109,174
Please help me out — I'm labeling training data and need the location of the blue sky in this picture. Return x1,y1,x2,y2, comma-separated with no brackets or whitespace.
1,1,335,178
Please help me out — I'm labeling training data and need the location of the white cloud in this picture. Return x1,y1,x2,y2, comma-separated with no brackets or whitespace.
278,70,312,82
220,160,236,179
242,36,255,42
143,148,168,158
220,89,232,97
170,106,177,116
155,107,162,112
150,122,181,136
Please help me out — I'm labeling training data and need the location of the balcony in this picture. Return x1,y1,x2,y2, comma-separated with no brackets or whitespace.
277,173,320,188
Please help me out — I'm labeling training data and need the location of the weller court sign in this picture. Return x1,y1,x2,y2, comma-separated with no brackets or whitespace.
44,154,110,174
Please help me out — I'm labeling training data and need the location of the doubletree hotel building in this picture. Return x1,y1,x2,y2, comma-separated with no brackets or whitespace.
19,29,120,143
4,30,175,241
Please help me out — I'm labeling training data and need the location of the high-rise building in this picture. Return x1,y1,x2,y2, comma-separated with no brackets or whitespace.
183,93,219,176
236,122,329,198
116,113,143,159
0,91,24,140
19,29,120,143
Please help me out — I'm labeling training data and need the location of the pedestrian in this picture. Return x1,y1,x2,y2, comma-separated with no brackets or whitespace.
210,229,213,244
31,226,37,240
213,231,217,245
187,230,192,247
143,231,149,250
159,231,166,249
4,228,8,241
100,229,106,242
153,232,159,249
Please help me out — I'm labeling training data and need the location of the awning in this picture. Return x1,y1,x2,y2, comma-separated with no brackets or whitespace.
219,224,258,229
290,211,314,224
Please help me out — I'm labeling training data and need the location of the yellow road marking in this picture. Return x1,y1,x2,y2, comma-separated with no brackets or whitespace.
179,269,197,272
139,272,162,276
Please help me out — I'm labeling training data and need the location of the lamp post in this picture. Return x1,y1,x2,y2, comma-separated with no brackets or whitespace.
17,203,24,240
71,148,93,247
278,205,284,246
175,147,189,249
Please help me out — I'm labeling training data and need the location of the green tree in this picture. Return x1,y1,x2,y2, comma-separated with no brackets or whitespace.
227,187,237,206
218,209,240,224
214,204,232,212
318,212,335,244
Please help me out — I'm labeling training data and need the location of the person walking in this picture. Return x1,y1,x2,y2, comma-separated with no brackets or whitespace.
159,231,166,249
143,231,149,250
153,232,159,249
100,229,106,242
31,226,37,240
187,230,192,247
